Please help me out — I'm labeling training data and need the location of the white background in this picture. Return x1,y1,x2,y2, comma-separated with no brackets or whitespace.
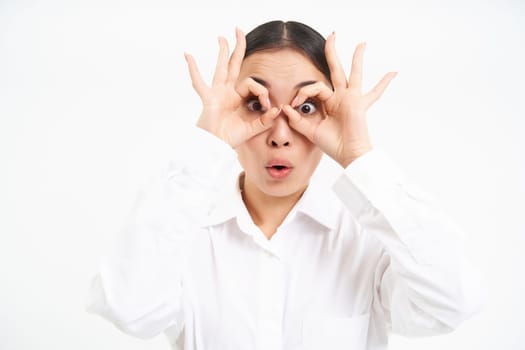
1,0,524,349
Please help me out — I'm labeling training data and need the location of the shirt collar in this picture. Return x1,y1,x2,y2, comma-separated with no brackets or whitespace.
202,171,341,232
293,176,340,231
201,173,244,228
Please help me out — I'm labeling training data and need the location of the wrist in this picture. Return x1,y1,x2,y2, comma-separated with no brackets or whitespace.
338,146,372,168
196,117,228,146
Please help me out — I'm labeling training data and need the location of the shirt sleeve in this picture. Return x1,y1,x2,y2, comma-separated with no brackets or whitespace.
86,127,238,338
332,149,486,336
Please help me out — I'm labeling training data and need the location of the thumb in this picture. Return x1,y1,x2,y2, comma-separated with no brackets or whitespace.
282,105,317,143
244,106,281,140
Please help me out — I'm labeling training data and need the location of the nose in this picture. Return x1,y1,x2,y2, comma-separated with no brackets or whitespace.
267,114,292,147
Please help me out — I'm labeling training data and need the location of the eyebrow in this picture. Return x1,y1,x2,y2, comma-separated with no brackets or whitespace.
251,77,318,90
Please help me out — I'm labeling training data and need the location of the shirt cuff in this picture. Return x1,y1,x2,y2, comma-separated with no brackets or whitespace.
165,127,239,187
332,149,406,219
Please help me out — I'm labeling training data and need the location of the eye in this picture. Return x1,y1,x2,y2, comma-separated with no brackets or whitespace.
246,98,267,113
296,100,317,115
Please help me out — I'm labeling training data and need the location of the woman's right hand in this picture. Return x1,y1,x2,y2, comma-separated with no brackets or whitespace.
184,28,281,148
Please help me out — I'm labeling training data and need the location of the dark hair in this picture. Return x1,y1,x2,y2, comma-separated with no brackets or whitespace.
245,20,331,85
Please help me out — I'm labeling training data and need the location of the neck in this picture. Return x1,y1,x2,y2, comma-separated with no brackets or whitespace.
241,176,305,240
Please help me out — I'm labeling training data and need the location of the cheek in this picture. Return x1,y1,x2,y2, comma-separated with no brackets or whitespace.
300,141,323,169
236,139,262,169
309,149,323,169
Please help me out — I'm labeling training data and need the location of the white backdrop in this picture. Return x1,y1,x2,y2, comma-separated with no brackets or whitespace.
1,0,524,349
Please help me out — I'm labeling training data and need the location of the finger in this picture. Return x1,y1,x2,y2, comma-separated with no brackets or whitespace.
184,52,208,99
227,28,246,83
325,32,347,90
364,71,397,107
246,106,281,139
348,42,366,94
236,77,271,110
212,36,230,85
283,104,318,142
291,81,334,107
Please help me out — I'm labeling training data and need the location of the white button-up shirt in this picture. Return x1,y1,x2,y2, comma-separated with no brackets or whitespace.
87,128,484,350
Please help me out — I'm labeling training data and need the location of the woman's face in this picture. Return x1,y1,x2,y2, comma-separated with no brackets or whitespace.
235,48,328,199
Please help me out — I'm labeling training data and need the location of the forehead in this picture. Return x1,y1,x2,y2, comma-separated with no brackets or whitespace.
238,49,328,86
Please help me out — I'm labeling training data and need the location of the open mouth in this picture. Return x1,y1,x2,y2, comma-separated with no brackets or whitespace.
266,161,293,179
272,165,287,170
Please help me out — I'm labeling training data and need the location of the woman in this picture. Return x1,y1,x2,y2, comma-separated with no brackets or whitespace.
88,20,483,349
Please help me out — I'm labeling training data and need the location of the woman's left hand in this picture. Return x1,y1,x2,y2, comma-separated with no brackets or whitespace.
283,33,397,168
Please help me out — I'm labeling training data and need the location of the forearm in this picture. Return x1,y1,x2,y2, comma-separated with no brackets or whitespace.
87,127,239,337
333,149,485,335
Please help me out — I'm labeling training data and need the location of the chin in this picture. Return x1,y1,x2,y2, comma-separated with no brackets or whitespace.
261,180,307,198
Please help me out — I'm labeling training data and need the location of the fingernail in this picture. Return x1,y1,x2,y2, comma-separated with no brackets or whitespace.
266,97,271,108
271,106,282,118
291,97,299,107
